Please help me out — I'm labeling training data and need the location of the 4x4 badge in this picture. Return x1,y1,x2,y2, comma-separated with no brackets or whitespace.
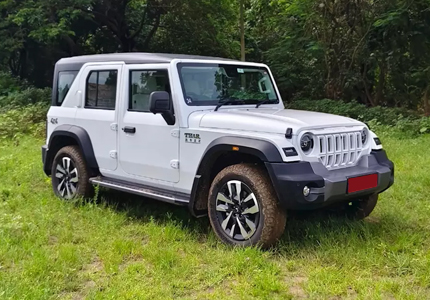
50,118,58,124
185,133,201,144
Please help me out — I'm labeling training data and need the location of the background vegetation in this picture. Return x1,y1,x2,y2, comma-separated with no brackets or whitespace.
0,0,429,138
1,1,430,298
0,0,429,112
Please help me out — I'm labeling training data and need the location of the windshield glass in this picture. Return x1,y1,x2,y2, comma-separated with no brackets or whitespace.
178,63,279,106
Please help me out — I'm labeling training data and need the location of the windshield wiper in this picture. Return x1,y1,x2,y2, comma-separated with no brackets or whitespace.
255,99,273,108
214,98,245,111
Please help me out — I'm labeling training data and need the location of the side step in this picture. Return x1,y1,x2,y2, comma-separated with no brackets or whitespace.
89,177,189,206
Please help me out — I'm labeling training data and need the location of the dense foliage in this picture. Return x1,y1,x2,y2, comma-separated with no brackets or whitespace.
0,0,429,112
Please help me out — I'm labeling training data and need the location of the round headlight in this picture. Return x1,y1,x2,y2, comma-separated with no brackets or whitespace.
361,128,368,144
300,134,314,153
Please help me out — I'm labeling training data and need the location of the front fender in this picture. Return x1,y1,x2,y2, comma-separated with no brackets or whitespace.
188,136,284,217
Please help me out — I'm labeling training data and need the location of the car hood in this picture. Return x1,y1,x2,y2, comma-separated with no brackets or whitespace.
196,108,364,134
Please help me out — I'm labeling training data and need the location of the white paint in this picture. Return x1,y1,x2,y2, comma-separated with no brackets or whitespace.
46,56,382,197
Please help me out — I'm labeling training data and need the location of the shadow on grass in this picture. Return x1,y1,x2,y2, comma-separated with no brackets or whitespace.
90,188,422,253
94,188,211,236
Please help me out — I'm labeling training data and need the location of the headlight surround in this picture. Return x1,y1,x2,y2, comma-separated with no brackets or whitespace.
361,128,368,145
300,133,314,153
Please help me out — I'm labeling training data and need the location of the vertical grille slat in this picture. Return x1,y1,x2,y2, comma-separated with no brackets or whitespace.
316,130,364,170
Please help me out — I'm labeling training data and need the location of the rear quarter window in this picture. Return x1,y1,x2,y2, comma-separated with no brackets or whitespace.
57,71,78,105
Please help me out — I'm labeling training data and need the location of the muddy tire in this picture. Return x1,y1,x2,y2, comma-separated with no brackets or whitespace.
208,163,287,248
51,145,94,200
345,194,379,220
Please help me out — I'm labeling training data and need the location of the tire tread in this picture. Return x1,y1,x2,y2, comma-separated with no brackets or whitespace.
208,163,286,248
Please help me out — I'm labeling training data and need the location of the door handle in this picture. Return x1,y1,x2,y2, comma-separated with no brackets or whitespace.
123,126,136,134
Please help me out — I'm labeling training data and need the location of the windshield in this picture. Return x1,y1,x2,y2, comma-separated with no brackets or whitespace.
178,63,279,106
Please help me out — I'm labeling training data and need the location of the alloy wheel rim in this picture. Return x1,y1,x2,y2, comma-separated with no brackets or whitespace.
215,180,260,241
55,157,79,199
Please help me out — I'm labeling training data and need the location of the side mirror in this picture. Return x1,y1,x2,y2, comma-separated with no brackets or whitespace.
149,91,175,125
149,91,171,114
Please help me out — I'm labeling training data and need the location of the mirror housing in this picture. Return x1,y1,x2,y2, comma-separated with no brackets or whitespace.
150,91,171,113
149,91,175,125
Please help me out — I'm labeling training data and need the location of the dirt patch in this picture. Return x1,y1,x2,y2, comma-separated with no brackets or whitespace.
346,286,358,299
366,216,381,224
64,256,104,298
118,254,145,272
286,275,308,299
48,236,58,245
382,293,396,300
59,281,97,300
71,292,85,300
83,256,104,274
57,291,84,300
83,280,96,290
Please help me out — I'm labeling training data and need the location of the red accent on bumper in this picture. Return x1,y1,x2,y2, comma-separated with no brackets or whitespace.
348,174,378,194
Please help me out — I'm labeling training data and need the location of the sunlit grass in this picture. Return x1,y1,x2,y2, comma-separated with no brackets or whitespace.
0,132,429,299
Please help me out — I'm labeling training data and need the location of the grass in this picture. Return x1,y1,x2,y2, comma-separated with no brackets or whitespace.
1,132,430,299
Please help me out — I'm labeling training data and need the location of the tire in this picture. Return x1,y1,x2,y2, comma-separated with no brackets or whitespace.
328,194,378,220
208,163,287,248
345,194,378,220
51,145,94,200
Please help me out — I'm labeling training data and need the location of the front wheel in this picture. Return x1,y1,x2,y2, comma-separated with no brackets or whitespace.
51,145,94,200
208,164,286,248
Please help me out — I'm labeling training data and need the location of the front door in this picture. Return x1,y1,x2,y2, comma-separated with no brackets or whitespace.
118,64,180,183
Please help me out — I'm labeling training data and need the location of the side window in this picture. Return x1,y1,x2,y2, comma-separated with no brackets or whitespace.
129,70,170,112
57,71,77,105
85,70,118,109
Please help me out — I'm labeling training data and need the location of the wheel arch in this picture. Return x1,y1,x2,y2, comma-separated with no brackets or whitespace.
189,136,283,217
44,125,99,176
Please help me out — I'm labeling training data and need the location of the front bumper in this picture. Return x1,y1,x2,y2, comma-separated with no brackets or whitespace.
266,150,394,210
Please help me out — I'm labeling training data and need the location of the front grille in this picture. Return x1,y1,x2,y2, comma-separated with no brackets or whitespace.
316,132,363,170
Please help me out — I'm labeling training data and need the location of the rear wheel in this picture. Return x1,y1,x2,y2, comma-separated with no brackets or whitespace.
208,164,286,248
51,146,94,200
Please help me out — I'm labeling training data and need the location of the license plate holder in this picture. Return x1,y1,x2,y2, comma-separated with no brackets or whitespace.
347,174,378,194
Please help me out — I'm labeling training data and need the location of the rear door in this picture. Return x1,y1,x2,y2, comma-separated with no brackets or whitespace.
118,64,180,183
75,63,124,171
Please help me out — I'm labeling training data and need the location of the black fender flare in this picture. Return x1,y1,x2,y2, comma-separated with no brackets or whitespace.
200,136,284,165
189,136,283,217
44,125,99,175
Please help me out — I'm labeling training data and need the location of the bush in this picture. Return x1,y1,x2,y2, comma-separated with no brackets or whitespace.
0,72,24,96
0,72,51,110
0,87,52,110
287,99,430,136
0,103,48,141
286,99,420,126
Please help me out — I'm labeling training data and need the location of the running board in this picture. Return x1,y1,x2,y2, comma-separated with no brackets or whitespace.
89,177,189,206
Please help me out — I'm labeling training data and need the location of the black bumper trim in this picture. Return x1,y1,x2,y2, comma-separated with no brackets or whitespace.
266,150,394,210
42,145,49,175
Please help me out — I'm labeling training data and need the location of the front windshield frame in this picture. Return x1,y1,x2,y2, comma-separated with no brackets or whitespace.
177,62,280,107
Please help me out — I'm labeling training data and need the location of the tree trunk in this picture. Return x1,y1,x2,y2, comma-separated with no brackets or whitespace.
374,63,386,106
240,0,245,61
120,35,135,52
424,85,430,117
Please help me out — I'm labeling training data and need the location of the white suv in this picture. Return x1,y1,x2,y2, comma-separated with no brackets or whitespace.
42,53,394,248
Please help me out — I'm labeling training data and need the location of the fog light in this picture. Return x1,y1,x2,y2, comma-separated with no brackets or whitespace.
303,186,311,197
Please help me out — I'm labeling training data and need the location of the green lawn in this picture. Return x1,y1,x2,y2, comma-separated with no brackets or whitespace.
0,133,430,300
